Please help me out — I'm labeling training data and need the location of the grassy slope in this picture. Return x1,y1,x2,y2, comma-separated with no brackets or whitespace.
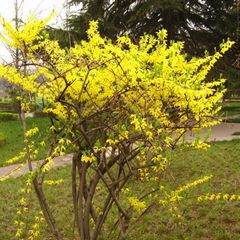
0,118,50,166
1,140,240,239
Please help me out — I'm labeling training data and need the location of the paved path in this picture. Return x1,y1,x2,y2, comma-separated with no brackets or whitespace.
1,122,240,179
185,122,240,142
0,154,73,179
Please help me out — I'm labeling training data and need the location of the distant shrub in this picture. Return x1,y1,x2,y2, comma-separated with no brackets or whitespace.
0,102,15,112
225,118,240,124
0,112,18,121
34,111,49,118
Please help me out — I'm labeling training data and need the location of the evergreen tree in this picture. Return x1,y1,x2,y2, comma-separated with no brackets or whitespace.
67,1,236,52
66,0,239,87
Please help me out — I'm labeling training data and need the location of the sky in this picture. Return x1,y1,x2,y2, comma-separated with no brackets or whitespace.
0,0,77,61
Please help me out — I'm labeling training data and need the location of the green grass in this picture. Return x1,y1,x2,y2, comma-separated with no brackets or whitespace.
1,140,240,239
0,117,51,166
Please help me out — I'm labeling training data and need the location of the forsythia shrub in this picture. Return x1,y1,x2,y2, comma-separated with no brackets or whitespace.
0,15,234,240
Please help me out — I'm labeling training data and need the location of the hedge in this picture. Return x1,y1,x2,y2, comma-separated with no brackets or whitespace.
0,112,18,121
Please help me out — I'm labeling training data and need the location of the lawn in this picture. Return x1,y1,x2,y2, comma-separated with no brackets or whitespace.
1,140,240,239
0,117,51,166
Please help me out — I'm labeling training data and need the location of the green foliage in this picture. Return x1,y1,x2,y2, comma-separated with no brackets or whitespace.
0,102,15,112
224,118,240,123
0,112,18,121
46,26,72,48
67,0,237,54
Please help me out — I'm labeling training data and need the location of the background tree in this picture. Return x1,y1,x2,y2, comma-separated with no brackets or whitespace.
66,0,240,89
